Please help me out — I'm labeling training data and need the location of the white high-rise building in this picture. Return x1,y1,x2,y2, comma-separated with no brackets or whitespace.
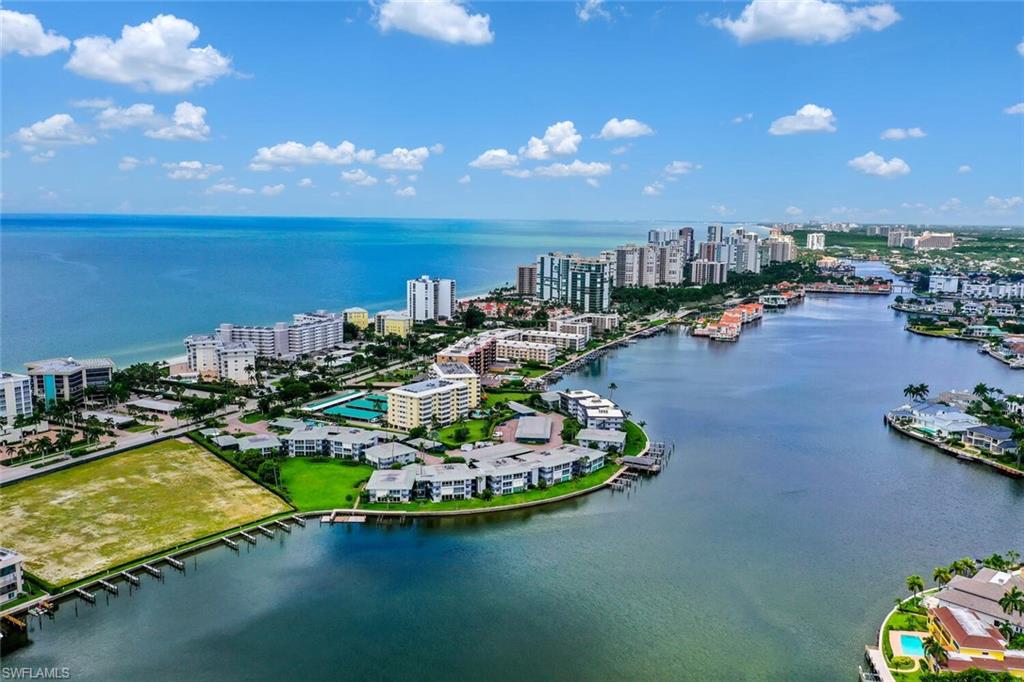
806,233,826,251
215,310,345,359
690,260,729,285
0,373,33,427
536,253,612,312
406,275,456,322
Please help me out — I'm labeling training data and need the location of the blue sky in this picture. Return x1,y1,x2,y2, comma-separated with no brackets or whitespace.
2,1,1022,224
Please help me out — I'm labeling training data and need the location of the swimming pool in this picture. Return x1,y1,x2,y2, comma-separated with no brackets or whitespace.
900,634,925,657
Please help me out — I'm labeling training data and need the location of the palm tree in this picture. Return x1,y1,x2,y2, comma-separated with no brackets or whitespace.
973,383,991,398
933,567,952,587
922,636,946,668
906,574,925,598
607,382,618,400
998,586,1024,621
997,620,1017,642
1007,550,1021,569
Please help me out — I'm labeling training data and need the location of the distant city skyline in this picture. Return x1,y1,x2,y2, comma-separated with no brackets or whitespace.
2,1,1022,224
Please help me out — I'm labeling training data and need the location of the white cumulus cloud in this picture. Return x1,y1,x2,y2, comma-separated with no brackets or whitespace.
376,146,430,171
145,102,210,141
66,14,232,93
847,151,910,177
711,0,900,45
375,0,493,45
15,113,96,148
298,177,314,188
769,104,836,135
1004,102,1024,115
1,9,70,57
395,186,417,197
95,103,159,129
577,0,611,22
732,113,753,124
785,205,803,216
249,140,375,171
520,121,582,160
458,174,471,184
984,195,1023,211
880,127,926,140
533,159,611,177
1018,39,1024,57
642,181,664,196
664,160,702,176
598,117,654,140
341,169,379,186
469,148,518,169
164,160,222,180
957,165,972,174
118,155,155,171
207,182,255,195
31,150,57,163
261,184,285,196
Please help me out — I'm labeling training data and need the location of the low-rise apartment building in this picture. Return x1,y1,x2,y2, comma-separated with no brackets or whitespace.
184,334,258,384
1,372,33,428
0,547,26,603
495,339,557,364
374,310,413,338
214,310,345,359
280,424,384,458
24,357,115,405
343,307,369,329
363,442,419,469
519,329,586,352
558,389,625,430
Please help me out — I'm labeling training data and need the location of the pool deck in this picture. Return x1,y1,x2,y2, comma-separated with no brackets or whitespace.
888,629,926,671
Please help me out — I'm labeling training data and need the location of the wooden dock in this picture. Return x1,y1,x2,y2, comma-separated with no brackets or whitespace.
222,537,239,551
97,580,118,595
74,588,96,604
274,519,291,533
239,531,256,545
321,514,366,524
140,563,162,578
166,557,185,571
120,571,140,586
256,525,274,538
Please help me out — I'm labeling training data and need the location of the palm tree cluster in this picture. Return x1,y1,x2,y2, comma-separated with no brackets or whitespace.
903,383,931,402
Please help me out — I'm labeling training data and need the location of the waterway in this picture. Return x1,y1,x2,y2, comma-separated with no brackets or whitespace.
5,264,1023,681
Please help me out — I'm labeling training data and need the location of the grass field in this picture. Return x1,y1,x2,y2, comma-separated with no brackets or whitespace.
280,458,374,511
362,464,621,511
437,418,494,447
481,391,535,408
0,439,289,586
623,420,648,456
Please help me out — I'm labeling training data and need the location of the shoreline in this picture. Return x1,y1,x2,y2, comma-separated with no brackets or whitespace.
884,414,1023,478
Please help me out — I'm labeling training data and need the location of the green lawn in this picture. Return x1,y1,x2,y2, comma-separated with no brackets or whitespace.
362,464,621,512
481,391,536,408
0,439,289,586
436,418,494,447
239,412,267,424
280,458,374,511
516,367,549,378
124,423,157,432
623,420,648,456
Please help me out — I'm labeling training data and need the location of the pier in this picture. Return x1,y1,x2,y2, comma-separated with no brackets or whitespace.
120,571,140,586
292,515,306,527
74,588,96,604
222,537,239,551
140,563,162,578
97,580,118,595
321,514,366,524
166,556,185,571
274,519,291,533
239,531,256,545
256,525,274,538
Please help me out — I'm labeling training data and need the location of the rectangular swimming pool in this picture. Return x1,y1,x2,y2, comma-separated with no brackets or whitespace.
900,634,925,657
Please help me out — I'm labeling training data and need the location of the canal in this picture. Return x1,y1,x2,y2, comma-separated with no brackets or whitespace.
6,266,1022,681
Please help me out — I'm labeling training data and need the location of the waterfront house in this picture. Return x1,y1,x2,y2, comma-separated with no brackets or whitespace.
963,425,1018,455
558,389,625,430
925,568,1024,630
925,605,1024,677
900,401,983,438
363,442,418,469
963,325,1006,339
576,428,627,452
365,468,416,504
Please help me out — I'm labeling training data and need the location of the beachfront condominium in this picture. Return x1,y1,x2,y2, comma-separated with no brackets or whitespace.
516,264,538,296
374,310,413,338
615,242,686,287
707,224,726,243
214,309,345,359
761,235,796,263
184,335,258,385
536,253,612,312
648,227,695,257
0,373,33,427
343,307,370,330
690,259,729,285
806,232,826,251
914,231,955,251
386,378,470,431
429,362,481,408
406,275,456,322
496,339,557,365
519,329,586,352
24,357,115,405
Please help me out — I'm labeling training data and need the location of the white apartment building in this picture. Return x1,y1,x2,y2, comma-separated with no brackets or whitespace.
761,235,796,263
406,275,456,321
281,424,384,459
184,335,258,384
496,339,558,364
914,231,955,250
519,329,586,352
0,547,25,603
962,281,1024,300
387,378,470,430
215,309,345,359
806,232,826,250
24,357,115,405
615,242,687,287
536,253,613,312
928,275,961,295
558,389,625,430
0,373,33,428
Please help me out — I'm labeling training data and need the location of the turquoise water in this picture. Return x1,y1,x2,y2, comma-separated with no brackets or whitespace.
900,633,925,657
0,214,676,369
6,265,1022,680
321,405,382,420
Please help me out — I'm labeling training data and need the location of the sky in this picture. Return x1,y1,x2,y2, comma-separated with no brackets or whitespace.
1,1,1022,225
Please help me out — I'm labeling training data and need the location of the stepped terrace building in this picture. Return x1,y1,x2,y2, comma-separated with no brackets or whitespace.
25,357,115,405
386,378,470,431
558,389,625,431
